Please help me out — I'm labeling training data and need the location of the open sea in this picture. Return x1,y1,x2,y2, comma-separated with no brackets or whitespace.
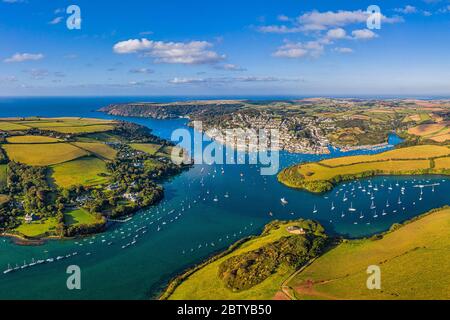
0,97,448,299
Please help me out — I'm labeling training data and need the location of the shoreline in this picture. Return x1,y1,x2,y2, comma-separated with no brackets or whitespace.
160,205,450,300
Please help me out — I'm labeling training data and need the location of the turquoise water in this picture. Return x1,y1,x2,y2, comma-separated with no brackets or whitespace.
0,97,448,299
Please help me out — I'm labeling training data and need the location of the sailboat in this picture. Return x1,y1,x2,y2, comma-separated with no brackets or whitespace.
382,210,387,216
386,200,390,208
331,202,335,211
343,194,348,202
370,201,376,210
280,198,288,205
348,202,356,212
313,205,318,214
373,211,378,218
398,197,402,205
3,264,12,274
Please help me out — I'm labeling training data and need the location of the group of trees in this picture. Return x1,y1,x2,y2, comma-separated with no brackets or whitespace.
218,220,328,292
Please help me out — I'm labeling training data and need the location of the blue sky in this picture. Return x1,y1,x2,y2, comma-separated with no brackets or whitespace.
1,0,450,96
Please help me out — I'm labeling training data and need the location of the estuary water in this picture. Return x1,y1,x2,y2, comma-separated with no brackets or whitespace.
0,97,448,299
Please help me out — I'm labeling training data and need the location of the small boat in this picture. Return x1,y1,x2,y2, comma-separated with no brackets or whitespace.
280,198,288,205
269,212,273,217
348,203,356,212
3,264,13,274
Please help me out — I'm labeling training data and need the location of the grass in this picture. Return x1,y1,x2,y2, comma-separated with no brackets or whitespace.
15,217,59,238
72,142,117,160
130,143,162,155
278,145,450,192
0,122,30,131
6,135,60,144
288,208,450,300
0,164,7,189
168,221,305,300
64,208,101,226
0,194,9,205
50,156,110,188
320,145,450,167
2,143,89,166
39,124,115,134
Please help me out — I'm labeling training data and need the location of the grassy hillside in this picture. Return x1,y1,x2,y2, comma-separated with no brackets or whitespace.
278,145,450,193
165,219,326,300
50,156,110,188
2,143,89,166
288,207,450,300
6,135,60,144
72,142,118,160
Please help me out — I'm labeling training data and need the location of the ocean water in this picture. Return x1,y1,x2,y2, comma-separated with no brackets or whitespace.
0,97,448,299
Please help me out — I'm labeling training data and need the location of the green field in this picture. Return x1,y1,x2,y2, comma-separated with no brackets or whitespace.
278,145,450,192
2,143,89,166
64,208,102,226
39,124,115,134
50,156,110,188
0,122,30,131
288,208,450,300
0,118,116,134
0,194,9,205
0,164,7,189
15,217,59,238
166,220,319,300
130,143,162,155
72,142,117,160
6,135,60,144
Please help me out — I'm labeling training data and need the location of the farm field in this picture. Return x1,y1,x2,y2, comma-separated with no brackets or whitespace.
287,208,450,300
64,208,102,226
6,135,60,144
407,122,450,142
0,118,116,134
0,164,7,188
2,143,89,166
278,145,450,192
50,156,110,188
130,143,162,155
72,142,117,160
14,217,59,238
0,122,30,131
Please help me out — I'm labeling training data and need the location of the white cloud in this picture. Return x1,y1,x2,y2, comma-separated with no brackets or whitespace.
113,38,225,65
258,25,303,34
326,28,348,39
49,16,63,25
277,14,290,21
394,5,417,14
215,63,246,71
4,53,44,63
351,29,378,39
168,76,299,85
259,9,402,34
334,47,353,53
129,68,154,74
273,41,324,59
